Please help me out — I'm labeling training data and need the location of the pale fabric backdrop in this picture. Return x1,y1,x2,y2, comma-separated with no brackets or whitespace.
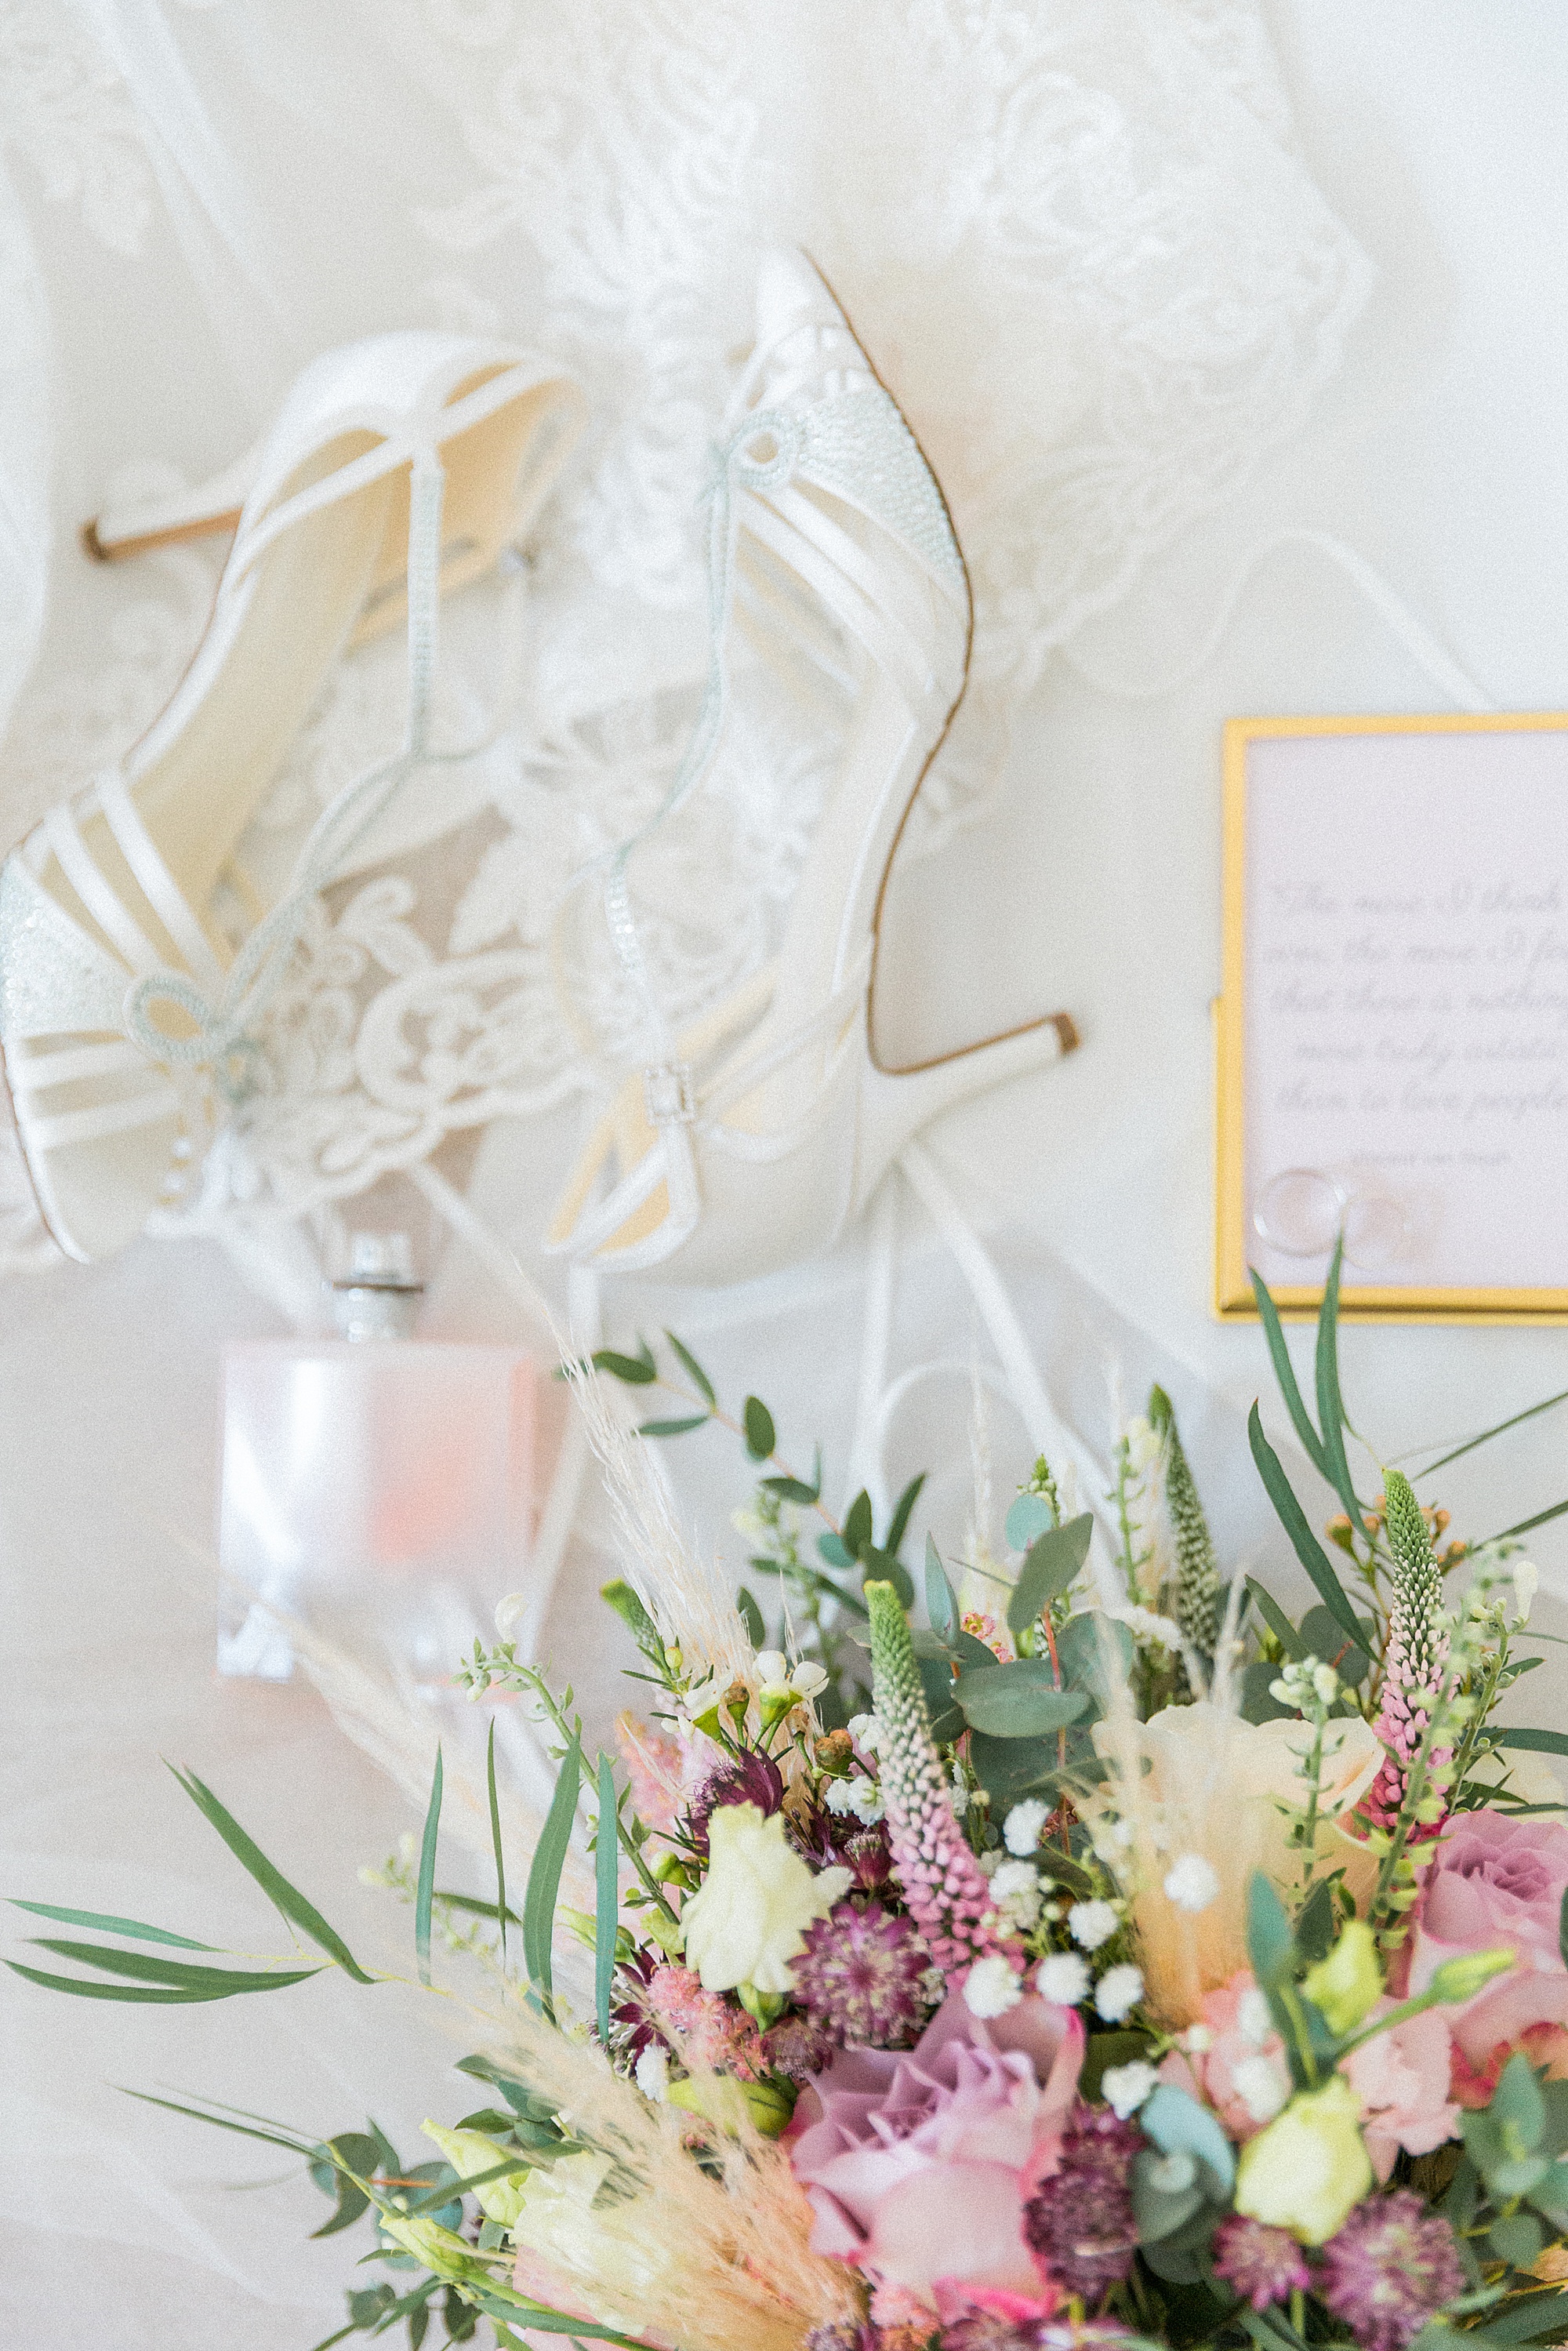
3,3,1568,2342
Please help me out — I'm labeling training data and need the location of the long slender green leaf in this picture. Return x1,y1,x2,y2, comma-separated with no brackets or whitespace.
5,1960,232,2003
1250,1267,1330,1477
886,1473,926,1557
1486,1499,1568,1545
595,1753,618,2044
8,1899,217,1950
119,2086,317,2153
1497,1729,1568,1759
1243,1575,1308,1661
523,1739,580,2008
428,1889,521,1926
1247,1404,1370,1657
637,1416,709,1437
735,1586,765,1645
487,1720,508,1973
416,1746,443,1987
25,1938,321,1996
662,1330,715,1406
1314,1237,1363,1522
405,2155,532,2215
590,1350,656,1386
167,1764,376,1984
1414,1390,1568,1480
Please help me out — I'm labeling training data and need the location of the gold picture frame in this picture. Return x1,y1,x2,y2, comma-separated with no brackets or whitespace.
1215,710,1568,1324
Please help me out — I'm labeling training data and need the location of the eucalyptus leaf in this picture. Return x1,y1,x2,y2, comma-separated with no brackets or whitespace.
742,1396,775,1459
844,1490,873,1557
590,1350,657,1386
1490,2213,1545,2272
1007,1513,1094,1638
1239,1661,1294,1724
1245,1871,1294,1990
924,1538,959,1643
662,1330,715,1405
1298,1602,1375,1682
1005,1492,1056,1551
885,1473,926,1557
735,1586,765,1646
1139,2082,1237,2194
637,1415,710,1437
954,1669,1087,1740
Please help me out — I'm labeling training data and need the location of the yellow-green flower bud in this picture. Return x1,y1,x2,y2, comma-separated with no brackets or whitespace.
1428,1946,1516,2004
1234,2077,1372,2244
421,2120,527,2228
379,2210,482,2277
666,2071,796,2138
1303,1920,1382,2036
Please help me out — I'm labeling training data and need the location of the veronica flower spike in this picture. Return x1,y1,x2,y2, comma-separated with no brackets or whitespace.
865,1579,1019,1981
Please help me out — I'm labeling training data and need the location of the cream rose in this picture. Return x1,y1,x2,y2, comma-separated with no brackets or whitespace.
1095,1701,1381,2024
679,1802,851,1996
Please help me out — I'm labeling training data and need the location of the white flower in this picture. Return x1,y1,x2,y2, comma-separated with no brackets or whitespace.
679,1676,730,1724
1107,1603,1185,1652
989,1859,1044,1932
1162,1855,1220,1913
494,1591,528,1640
1036,1952,1091,2006
1068,1899,1120,1952
1180,2023,1214,2055
680,1804,851,1995
1232,2053,1290,2124
789,1659,829,1699
848,1712,887,1756
753,1650,788,1686
1094,1964,1145,2024
1003,1799,1051,1855
1514,1560,1539,1622
963,1955,1024,2019
1101,2060,1159,2120
634,2045,669,2102
1312,1662,1341,1707
823,1774,885,1824
1237,1986,1274,2048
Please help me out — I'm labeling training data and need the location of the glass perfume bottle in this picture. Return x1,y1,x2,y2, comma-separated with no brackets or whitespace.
217,1230,536,1681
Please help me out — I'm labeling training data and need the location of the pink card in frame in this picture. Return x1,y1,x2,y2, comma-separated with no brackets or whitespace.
1215,711,1568,1322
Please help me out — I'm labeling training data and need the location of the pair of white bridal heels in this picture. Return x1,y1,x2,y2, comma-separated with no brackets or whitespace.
0,255,1075,1279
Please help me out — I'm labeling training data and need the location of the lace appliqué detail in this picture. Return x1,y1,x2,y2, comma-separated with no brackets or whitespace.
0,2,154,255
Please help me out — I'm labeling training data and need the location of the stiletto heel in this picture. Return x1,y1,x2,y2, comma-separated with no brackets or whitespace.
2,332,583,1263
544,251,1076,1285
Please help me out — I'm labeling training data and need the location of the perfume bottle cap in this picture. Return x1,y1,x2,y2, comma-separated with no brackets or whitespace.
332,1229,423,1340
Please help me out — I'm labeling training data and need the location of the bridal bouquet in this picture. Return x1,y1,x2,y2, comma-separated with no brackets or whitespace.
16,1252,1568,2351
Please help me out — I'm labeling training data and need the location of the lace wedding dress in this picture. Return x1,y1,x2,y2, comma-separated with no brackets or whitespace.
0,0,1369,1288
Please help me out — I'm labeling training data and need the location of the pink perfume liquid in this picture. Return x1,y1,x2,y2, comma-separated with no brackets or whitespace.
218,1237,535,1679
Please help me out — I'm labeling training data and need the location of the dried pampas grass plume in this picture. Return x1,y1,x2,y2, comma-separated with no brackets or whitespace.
488,1997,863,2351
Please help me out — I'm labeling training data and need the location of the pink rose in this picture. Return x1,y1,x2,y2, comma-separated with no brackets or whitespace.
1341,2001,1459,2179
789,1990,1083,2310
1406,1808,1568,2100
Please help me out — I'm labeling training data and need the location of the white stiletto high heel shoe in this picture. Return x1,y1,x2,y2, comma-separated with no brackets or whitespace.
0,332,583,1263
544,252,1076,1285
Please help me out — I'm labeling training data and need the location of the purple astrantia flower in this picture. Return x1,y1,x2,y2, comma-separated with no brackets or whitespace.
1020,2102,1141,2301
939,2303,1137,2351
762,2011,841,2081
793,1900,934,2048
685,1747,786,1855
1210,2214,1311,2312
1317,2191,1465,2351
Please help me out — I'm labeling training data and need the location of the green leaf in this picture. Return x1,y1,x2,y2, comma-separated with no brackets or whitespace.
1247,1406,1370,1659
1139,2081,1236,2194
735,1586,765,1646
1415,1387,1568,1480
7,1899,218,1950
21,1938,323,1998
590,1350,657,1385
415,1746,442,1989
817,1531,853,1569
662,1330,715,1405
310,2128,380,2198
1295,1876,1336,1964
310,2132,376,2239
1007,1513,1094,1638
1246,1870,1294,1989
1314,1236,1363,1523
861,1546,913,1610
1499,1729,1568,1760
429,1890,521,1927
1005,1492,1056,1551
523,1739,580,2009
742,1396,775,1459
1461,2296,1568,2344
925,1536,959,1642
954,1666,1088,1739
595,1753,618,2045
843,1489,873,1557
1494,2051,1547,2153
1561,1884,1568,1973
760,1476,819,1504
1490,2213,1546,2272
167,1764,376,1984
1249,1267,1330,1478
885,1473,926,1557
637,1415,709,1437
600,1579,659,1652
118,2087,317,2154
1488,1499,1568,1546
487,1720,507,1974
1299,1602,1374,1682
1080,2030,1153,2102
5,1959,255,2004
1243,1577,1308,1660
1239,1661,1294,1724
